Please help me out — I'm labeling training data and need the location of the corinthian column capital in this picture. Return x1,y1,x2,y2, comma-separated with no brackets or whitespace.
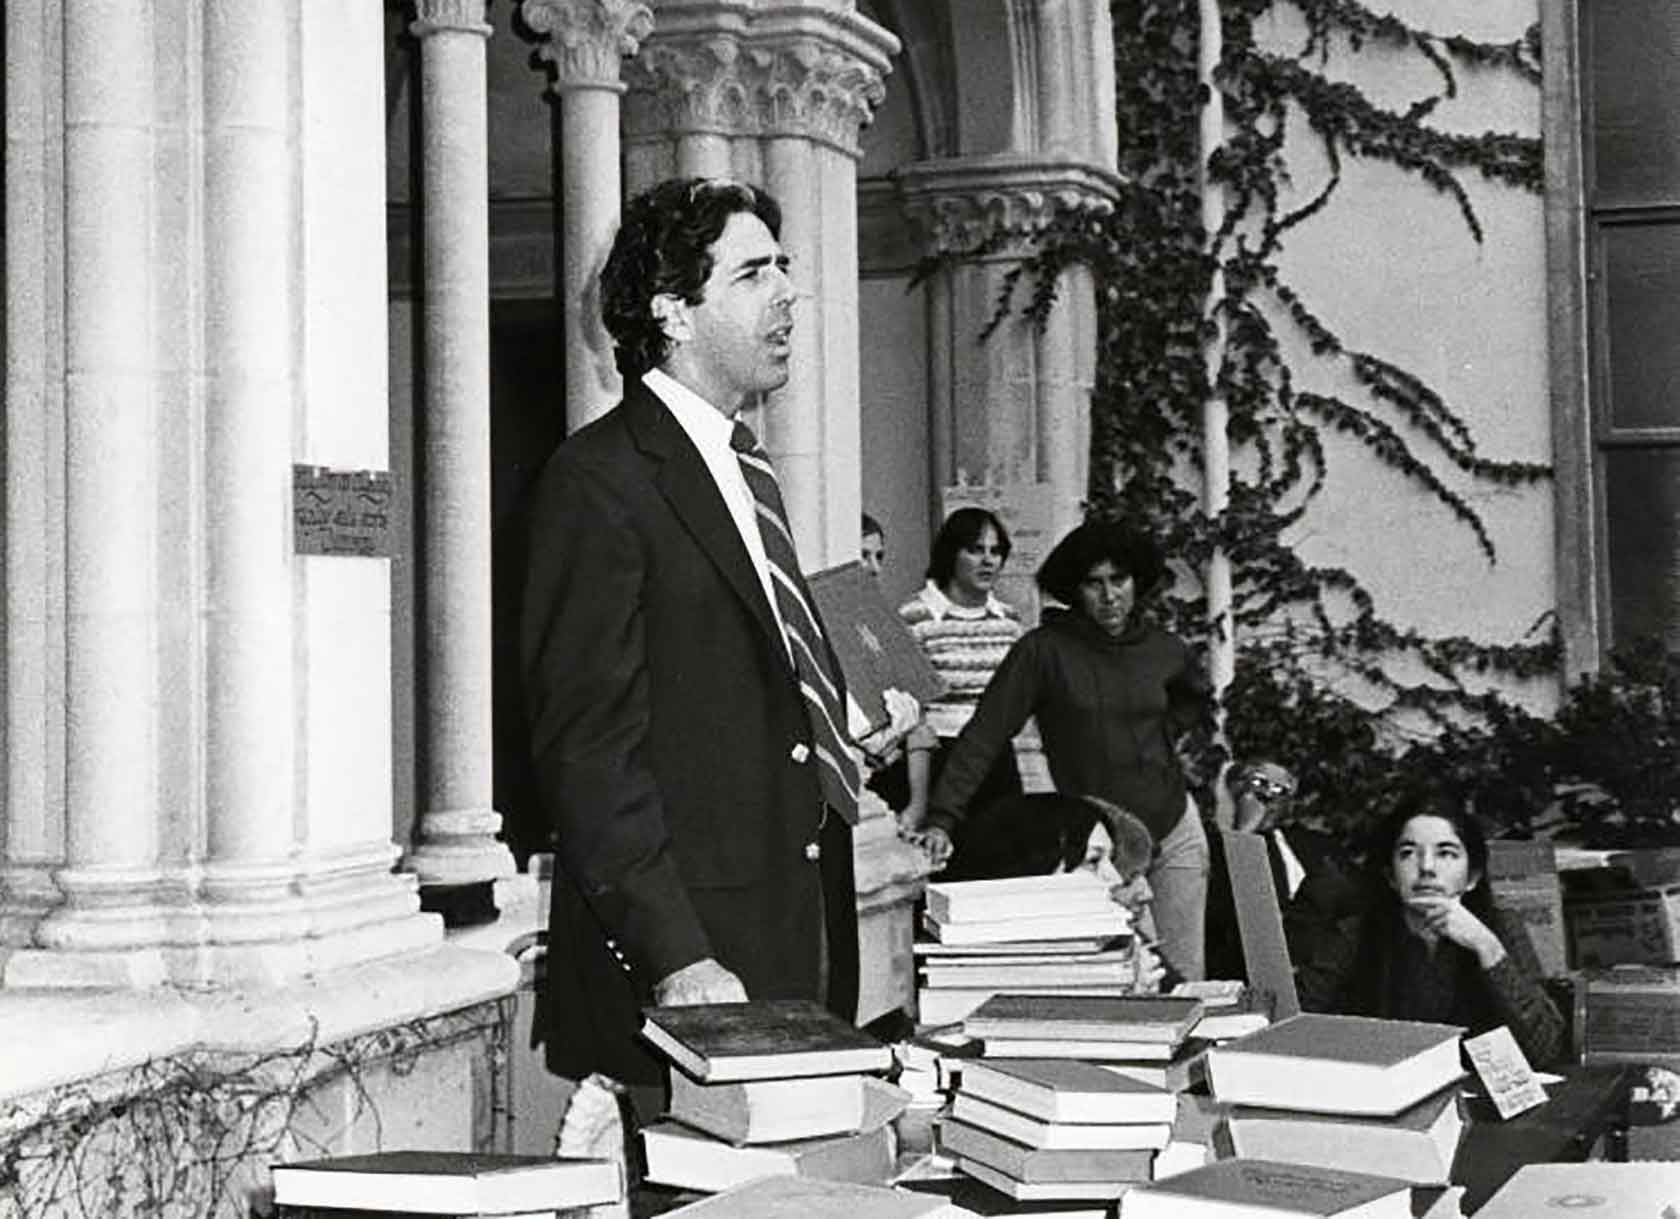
896,156,1122,258
411,0,492,39
623,2,898,159
522,0,654,93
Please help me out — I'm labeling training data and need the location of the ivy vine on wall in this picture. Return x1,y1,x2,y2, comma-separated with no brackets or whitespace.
954,0,1680,845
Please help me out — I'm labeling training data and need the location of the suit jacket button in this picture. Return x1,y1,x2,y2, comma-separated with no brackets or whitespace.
804,842,821,862
790,743,811,764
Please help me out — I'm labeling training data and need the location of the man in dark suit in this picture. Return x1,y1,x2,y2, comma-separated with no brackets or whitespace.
1205,760,1368,984
520,178,859,1086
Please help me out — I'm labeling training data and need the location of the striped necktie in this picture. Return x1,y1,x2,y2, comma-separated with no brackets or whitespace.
730,421,860,825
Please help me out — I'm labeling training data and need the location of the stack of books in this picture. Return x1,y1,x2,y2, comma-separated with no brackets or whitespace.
1204,1013,1469,1185
917,875,1140,1026
636,999,909,1195
269,1149,623,1218
937,1057,1176,1208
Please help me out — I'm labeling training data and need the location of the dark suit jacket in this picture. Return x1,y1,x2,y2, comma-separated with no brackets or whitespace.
520,381,858,1084
1204,822,1368,985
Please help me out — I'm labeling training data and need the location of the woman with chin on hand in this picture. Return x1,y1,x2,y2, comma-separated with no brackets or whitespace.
1297,795,1565,1067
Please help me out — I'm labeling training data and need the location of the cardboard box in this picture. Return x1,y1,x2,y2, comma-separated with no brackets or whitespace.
1565,884,1680,968
1575,966,1680,1066
1488,840,1569,978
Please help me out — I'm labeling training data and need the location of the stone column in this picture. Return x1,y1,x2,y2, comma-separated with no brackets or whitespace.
622,1,899,567
522,0,653,432
196,0,307,961
18,0,167,986
898,156,1117,608
406,0,518,918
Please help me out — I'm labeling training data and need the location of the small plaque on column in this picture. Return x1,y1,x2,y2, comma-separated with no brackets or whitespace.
293,465,394,557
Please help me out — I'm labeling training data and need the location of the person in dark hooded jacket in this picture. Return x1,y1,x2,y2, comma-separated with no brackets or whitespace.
923,520,1214,978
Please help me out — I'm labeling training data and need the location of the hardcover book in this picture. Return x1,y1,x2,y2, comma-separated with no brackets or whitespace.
949,1094,1172,1151
1221,1081,1464,1184
920,951,1138,988
806,560,946,733
926,874,1120,925
1118,1158,1414,1219
924,909,1132,946
1204,1012,1465,1116
268,1151,621,1216
914,938,1124,957
963,995,1203,1046
918,985,1141,1029
960,1059,1176,1125
955,1157,1134,1203
1095,1039,1214,1094
660,1173,970,1219
895,1167,1116,1219
1470,1161,1680,1219
941,1118,1154,1185
979,1038,1177,1062
639,998,893,1082
667,1071,910,1145
640,1120,895,1194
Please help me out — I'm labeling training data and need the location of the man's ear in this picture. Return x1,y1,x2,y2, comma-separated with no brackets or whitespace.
651,293,691,344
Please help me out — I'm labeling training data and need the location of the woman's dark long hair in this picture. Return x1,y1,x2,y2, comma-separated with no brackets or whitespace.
941,792,1152,882
1365,792,1497,923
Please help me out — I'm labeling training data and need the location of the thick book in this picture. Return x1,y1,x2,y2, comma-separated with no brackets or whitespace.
956,1157,1133,1203
660,1173,969,1218
640,1120,895,1194
925,909,1132,946
921,954,1139,988
668,1070,909,1145
1205,1013,1465,1116
963,995,1204,1046
806,560,946,733
926,874,1119,925
960,1059,1176,1125
895,1166,1116,1218
1470,1161,1680,1219
1118,1158,1414,1219
639,998,893,1082
980,1037,1177,1062
941,1117,1154,1185
1095,1039,1214,1093
1221,1080,1464,1184
951,1094,1172,1151
914,938,1124,958
268,1151,621,1216
919,985,1141,1029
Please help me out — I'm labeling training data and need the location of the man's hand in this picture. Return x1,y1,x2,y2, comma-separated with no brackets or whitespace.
652,957,749,1006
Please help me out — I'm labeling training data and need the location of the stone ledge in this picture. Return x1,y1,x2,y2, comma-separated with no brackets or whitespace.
0,943,520,1101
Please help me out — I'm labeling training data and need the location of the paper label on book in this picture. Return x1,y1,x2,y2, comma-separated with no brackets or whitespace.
1464,1026,1547,1119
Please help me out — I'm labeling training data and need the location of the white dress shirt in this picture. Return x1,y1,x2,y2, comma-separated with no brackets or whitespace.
645,369,790,662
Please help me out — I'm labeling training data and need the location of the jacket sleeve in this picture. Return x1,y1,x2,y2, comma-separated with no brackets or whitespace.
1479,904,1567,1068
520,457,711,987
926,632,1042,838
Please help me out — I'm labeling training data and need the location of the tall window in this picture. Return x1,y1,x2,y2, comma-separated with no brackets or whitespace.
1581,0,1680,651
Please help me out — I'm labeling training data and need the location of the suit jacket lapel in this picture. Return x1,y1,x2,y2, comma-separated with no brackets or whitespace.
623,383,788,661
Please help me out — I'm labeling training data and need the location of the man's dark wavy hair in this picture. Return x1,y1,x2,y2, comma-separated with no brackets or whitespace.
599,177,783,379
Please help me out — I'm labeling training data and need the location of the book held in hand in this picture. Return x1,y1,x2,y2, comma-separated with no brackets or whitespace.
640,998,892,1082
963,994,1204,1047
1220,1080,1464,1184
1118,1157,1414,1219
268,1150,621,1216
960,1058,1176,1125
1205,1012,1465,1116
806,560,946,733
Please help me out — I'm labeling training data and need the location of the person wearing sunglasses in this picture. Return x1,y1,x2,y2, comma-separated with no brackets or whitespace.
1203,760,1367,984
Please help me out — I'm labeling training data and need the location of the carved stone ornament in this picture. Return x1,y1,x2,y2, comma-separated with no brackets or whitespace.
624,30,890,157
896,158,1123,259
410,0,492,39
522,0,654,91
